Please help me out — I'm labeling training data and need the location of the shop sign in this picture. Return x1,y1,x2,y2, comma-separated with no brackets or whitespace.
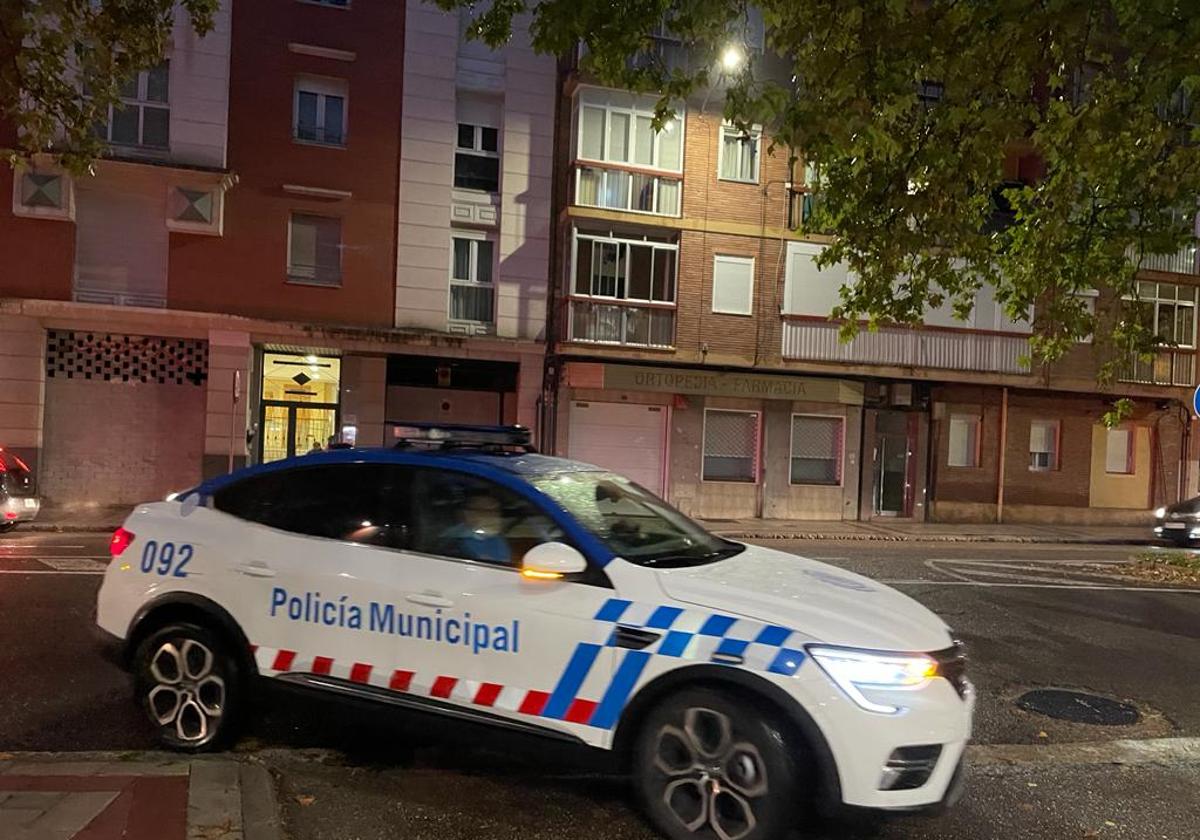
602,365,864,405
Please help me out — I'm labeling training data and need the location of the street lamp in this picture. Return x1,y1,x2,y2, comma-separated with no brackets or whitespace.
721,44,745,73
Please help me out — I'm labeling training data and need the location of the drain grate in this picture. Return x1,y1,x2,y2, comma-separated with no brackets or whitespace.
1015,689,1140,726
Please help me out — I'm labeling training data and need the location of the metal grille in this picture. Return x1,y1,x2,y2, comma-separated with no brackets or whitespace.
790,415,842,485
45,330,208,386
703,410,758,482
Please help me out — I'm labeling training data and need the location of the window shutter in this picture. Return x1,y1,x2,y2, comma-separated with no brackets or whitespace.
1105,428,1131,473
712,256,754,315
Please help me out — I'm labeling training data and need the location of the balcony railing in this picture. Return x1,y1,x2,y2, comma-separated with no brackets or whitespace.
574,164,681,217
781,320,1031,374
569,298,675,348
1119,349,1196,387
1127,242,1200,276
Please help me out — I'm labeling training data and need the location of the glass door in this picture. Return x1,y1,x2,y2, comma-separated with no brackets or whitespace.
261,405,291,462
873,411,913,517
294,407,337,454
257,352,342,463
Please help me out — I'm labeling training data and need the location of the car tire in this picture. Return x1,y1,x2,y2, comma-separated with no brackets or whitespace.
132,622,242,752
633,687,804,840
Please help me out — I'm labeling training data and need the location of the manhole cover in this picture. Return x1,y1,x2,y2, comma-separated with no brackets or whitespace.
1015,689,1140,726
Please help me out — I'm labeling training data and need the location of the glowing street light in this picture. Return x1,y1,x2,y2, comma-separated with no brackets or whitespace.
721,44,745,73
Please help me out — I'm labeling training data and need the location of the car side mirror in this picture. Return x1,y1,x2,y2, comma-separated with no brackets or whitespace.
521,541,587,580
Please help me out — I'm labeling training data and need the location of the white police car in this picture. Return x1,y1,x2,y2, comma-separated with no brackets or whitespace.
96,424,973,840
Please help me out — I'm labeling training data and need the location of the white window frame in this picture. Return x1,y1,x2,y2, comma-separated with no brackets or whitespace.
788,413,844,486
293,75,348,147
711,254,755,315
454,122,501,193
1126,281,1198,349
717,122,761,184
448,231,496,324
99,61,170,150
701,408,761,484
570,230,678,305
1104,426,1135,475
947,414,981,468
286,212,343,287
574,95,684,174
1029,419,1060,472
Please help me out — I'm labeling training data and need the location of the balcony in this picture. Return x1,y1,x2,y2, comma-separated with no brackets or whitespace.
574,163,681,217
1119,349,1196,387
1128,242,1200,276
781,320,1031,374
568,298,675,348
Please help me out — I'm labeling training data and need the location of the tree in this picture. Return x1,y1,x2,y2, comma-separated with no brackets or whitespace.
0,0,217,173
445,0,1200,389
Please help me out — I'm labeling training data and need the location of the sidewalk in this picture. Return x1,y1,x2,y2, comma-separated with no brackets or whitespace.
16,506,128,534
0,753,280,840
703,518,1157,545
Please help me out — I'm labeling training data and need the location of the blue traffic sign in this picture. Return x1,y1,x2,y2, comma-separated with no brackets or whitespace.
1193,384,1200,418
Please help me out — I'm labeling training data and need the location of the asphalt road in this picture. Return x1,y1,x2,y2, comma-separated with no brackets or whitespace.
2,532,1199,840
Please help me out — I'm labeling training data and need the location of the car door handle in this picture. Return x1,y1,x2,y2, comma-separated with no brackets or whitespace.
406,592,455,608
235,562,277,578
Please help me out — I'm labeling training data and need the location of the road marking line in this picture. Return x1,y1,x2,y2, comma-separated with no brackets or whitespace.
0,544,87,550
924,558,976,582
882,579,1200,593
0,569,104,576
39,558,107,571
0,555,108,561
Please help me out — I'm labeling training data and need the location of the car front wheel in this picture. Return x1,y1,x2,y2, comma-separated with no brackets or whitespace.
634,687,804,840
132,622,241,751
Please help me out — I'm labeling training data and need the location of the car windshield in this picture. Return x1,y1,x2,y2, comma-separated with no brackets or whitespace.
533,471,743,568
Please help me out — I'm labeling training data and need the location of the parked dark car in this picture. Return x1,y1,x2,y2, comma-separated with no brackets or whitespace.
1153,497,1200,546
0,448,39,531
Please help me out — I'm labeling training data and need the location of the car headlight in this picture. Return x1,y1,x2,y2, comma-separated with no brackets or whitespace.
807,646,938,715
1155,507,1167,518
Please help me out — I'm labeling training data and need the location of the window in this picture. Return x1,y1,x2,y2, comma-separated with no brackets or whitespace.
534,471,742,568
577,100,682,171
1105,427,1134,474
455,123,500,192
570,231,677,347
294,77,347,146
718,123,760,183
288,213,342,286
1122,281,1198,385
703,409,759,482
409,470,563,568
213,464,411,548
947,415,981,468
712,255,754,315
790,415,843,485
1029,420,1059,471
450,236,495,323
96,62,169,149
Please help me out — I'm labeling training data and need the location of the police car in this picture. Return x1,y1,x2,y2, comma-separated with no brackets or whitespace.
96,423,973,840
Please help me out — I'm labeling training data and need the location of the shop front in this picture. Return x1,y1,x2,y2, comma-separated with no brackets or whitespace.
556,362,865,520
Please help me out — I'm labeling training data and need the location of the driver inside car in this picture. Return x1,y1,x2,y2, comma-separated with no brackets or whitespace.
443,490,512,564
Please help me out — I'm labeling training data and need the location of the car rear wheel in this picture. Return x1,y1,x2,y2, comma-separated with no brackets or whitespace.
132,622,242,751
634,687,803,840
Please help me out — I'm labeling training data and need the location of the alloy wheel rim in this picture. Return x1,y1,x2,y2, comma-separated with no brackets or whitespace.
147,639,225,743
653,707,767,840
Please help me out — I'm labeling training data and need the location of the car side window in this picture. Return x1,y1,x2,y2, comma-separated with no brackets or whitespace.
410,469,564,568
213,464,412,549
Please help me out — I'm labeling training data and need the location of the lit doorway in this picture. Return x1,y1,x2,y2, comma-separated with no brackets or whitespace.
259,352,341,462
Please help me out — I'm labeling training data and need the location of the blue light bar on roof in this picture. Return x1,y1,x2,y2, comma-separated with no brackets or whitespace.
391,422,532,448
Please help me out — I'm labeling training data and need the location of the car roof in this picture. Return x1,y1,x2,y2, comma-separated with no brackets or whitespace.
189,447,603,498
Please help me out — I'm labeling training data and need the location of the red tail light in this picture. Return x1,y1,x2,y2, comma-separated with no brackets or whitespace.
110,527,135,558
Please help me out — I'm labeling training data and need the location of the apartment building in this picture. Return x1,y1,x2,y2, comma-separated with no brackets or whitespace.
0,0,556,509
547,37,1198,524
